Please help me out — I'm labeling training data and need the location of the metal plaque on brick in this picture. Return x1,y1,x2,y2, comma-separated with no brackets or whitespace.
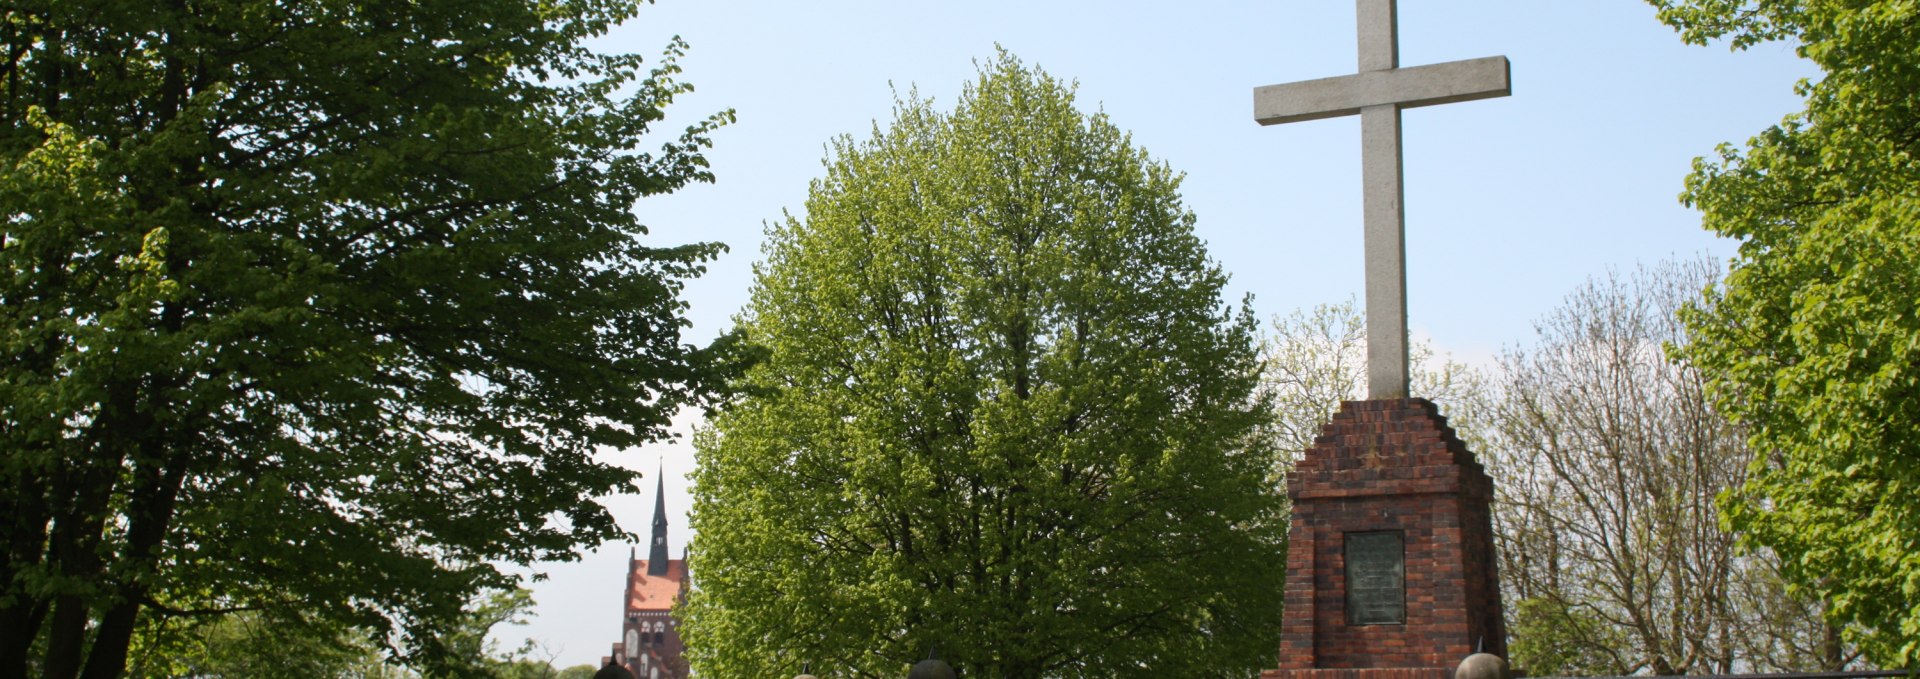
1345,531,1406,625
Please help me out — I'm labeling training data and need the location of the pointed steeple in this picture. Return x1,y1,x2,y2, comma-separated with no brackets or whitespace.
647,461,671,576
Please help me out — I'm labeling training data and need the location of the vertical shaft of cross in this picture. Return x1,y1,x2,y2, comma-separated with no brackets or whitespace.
1357,0,1397,71
1359,0,1409,399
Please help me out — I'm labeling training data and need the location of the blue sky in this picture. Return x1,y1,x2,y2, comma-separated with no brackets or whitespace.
502,1,1818,666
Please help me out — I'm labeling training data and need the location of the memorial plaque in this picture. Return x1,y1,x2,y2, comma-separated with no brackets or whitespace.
1345,531,1406,625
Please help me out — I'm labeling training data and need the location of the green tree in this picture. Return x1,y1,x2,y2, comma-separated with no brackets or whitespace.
127,610,403,679
1648,0,1920,665
0,1,731,677
1503,597,1630,678
126,587,563,678
681,53,1287,678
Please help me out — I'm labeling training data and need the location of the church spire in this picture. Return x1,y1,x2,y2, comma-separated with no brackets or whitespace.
647,462,670,576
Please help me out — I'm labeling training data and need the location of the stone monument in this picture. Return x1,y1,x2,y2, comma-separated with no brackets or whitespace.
1263,399,1505,679
1252,2,1509,677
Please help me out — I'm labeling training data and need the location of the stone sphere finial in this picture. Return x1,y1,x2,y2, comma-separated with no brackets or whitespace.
908,658,957,679
1456,652,1511,679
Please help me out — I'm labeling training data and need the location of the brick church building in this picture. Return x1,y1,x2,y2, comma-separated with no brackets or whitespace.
603,471,688,679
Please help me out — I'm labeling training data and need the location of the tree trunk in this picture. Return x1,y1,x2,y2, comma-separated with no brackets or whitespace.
0,468,53,679
42,596,89,679
80,353,191,679
39,467,116,679
73,126,198,675
1822,618,1844,671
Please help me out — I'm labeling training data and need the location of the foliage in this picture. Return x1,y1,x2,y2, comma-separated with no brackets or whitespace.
0,1,731,676
681,52,1287,678
1505,597,1630,677
1648,0,1920,665
128,610,402,679
125,587,567,678
434,588,548,678
1482,261,1836,674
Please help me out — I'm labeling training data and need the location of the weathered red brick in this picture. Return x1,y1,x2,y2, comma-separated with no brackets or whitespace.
1267,399,1506,677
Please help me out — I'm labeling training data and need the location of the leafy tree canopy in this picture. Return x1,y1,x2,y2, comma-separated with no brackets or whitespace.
127,587,581,678
681,52,1287,678
1649,0,1920,665
0,0,730,676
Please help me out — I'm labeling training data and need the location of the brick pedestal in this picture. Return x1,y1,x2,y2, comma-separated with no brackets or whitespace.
1262,399,1505,679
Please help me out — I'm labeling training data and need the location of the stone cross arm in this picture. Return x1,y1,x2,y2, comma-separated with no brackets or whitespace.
1255,56,1510,126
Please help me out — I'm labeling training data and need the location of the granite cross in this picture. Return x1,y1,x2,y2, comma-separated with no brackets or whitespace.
1254,0,1510,399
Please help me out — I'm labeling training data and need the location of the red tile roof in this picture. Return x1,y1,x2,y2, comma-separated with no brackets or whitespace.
625,559,685,613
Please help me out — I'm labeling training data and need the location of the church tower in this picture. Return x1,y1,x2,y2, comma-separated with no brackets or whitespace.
605,465,689,679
